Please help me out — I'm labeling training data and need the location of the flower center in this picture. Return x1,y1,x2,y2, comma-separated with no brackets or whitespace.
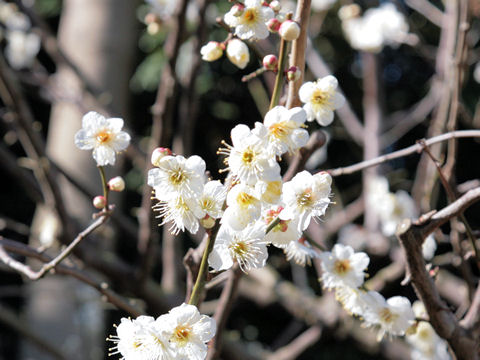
237,192,256,207
333,259,351,275
169,170,186,185
202,197,215,211
96,129,112,144
133,340,143,348
173,325,192,346
297,189,313,208
379,308,398,324
241,148,255,164
269,122,289,139
230,240,249,258
243,8,257,23
311,89,332,109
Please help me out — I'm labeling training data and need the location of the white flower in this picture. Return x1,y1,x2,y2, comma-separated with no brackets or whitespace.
263,106,309,156
299,76,345,126
340,3,413,53
221,183,262,231
219,123,280,186
194,180,227,220
209,222,268,272
334,286,368,316
311,0,337,12
108,315,171,360
153,195,201,235
200,41,223,62
148,154,206,201
74,111,131,166
224,0,274,40
5,30,40,70
263,206,302,248
155,303,216,360
283,238,320,266
362,291,415,340
280,171,332,231
254,179,283,204
422,234,437,261
319,244,369,289
226,39,250,69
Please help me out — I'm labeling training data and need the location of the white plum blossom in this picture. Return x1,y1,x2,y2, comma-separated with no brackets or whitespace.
263,106,309,156
263,206,302,248
362,291,415,341
319,244,369,289
299,76,345,126
5,30,40,70
108,315,171,360
254,178,283,205
334,286,369,316
200,41,223,62
226,38,250,69
339,3,415,53
155,303,216,360
407,301,451,360
283,238,320,266
153,194,201,235
74,111,131,166
280,170,332,231
224,0,274,40
219,123,280,186
194,180,227,220
221,183,262,231
148,154,206,201
209,222,268,272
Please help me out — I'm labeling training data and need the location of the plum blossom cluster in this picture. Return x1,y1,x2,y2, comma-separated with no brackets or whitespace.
108,303,216,360
0,0,41,69
319,243,416,341
339,3,417,53
367,176,437,259
200,0,301,69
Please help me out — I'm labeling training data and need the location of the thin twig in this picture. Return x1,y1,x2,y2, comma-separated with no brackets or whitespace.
327,130,480,177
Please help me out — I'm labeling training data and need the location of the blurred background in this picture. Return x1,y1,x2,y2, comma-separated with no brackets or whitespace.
0,0,480,359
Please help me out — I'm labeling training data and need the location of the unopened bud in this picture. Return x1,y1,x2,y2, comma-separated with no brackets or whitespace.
263,54,278,71
108,176,125,192
144,13,158,25
279,20,301,41
93,195,106,209
151,147,172,166
201,41,224,62
269,0,281,12
147,22,160,35
267,18,281,32
286,66,302,82
200,215,216,229
231,3,245,16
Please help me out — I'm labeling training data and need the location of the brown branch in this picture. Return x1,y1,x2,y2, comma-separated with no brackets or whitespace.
460,283,480,332
266,325,322,360
286,0,311,109
0,238,143,317
327,130,480,177
405,0,444,27
0,215,108,280
396,187,480,360
207,266,242,360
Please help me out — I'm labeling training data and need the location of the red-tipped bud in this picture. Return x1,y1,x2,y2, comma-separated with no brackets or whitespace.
93,195,106,209
231,3,245,16
108,176,125,192
200,215,216,229
286,66,302,82
279,20,301,41
267,18,281,32
263,54,278,71
151,147,172,166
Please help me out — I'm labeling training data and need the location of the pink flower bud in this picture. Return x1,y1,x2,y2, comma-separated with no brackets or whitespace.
286,66,302,82
151,147,172,166
231,3,245,16
279,20,301,41
269,0,281,12
108,176,125,192
267,18,281,32
262,54,278,71
93,195,106,209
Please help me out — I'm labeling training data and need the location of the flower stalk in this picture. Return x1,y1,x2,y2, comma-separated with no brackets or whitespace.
98,166,109,210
